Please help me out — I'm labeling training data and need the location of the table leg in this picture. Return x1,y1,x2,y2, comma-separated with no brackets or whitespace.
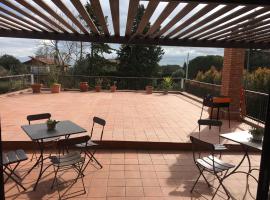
224,145,258,182
33,139,44,191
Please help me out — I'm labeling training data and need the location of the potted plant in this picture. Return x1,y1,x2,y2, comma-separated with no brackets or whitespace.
145,85,153,94
79,82,89,92
110,81,117,92
249,127,264,142
31,83,42,93
48,66,61,93
46,119,59,131
95,78,103,92
162,77,173,94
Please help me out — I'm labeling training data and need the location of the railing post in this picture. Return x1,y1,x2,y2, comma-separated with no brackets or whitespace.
30,74,34,85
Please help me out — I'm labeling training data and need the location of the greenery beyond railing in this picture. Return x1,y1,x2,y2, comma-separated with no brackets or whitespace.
245,90,269,123
184,79,268,123
184,79,221,97
35,74,183,91
0,74,32,94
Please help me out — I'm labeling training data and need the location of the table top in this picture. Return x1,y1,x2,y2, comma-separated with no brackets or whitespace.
220,131,262,151
21,120,87,141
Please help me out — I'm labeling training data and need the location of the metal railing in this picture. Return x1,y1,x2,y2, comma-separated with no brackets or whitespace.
245,90,269,123
183,79,268,123
184,79,221,97
34,74,183,91
0,74,32,94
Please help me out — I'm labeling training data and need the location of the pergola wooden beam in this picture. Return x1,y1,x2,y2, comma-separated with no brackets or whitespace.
33,0,77,33
0,29,269,49
14,0,66,32
0,7,46,32
144,1,179,37
109,0,120,36
0,13,38,31
194,7,268,40
141,0,270,6
125,0,140,37
133,0,160,37
0,18,28,31
0,21,20,30
70,0,99,35
151,3,198,38
90,0,110,36
52,0,88,34
0,0,55,32
173,5,234,39
183,6,255,39
166,4,217,38
228,23,270,41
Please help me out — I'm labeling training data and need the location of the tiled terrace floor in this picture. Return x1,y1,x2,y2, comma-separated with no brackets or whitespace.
5,150,260,200
1,90,251,144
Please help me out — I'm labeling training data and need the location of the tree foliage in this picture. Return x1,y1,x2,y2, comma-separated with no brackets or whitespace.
195,66,221,84
188,55,223,79
245,49,270,71
117,5,164,77
0,54,28,75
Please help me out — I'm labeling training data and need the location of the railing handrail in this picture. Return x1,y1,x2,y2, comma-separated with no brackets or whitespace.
35,74,183,80
245,89,269,96
0,74,32,79
184,79,221,87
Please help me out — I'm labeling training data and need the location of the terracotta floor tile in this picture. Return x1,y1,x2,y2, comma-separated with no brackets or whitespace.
143,186,164,197
106,187,125,197
108,179,126,187
125,179,142,187
125,187,144,197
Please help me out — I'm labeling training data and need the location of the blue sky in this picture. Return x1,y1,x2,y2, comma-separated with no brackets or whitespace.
0,0,224,66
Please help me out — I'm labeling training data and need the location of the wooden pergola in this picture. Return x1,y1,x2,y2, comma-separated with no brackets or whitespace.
0,1,270,200
0,0,270,49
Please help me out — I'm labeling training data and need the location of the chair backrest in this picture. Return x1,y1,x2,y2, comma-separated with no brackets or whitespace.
27,113,51,124
190,136,215,162
57,135,90,150
90,116,106,140
199,94,213,119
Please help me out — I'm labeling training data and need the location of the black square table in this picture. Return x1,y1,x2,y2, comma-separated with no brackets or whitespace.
21,120,87,190
220,131,262,183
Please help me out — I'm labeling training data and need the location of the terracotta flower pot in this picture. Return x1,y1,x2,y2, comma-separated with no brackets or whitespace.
31,83,42,93
51,83,61,93
79,82,89,92
110,85,117,92
95,85,101,92
145,85,153,94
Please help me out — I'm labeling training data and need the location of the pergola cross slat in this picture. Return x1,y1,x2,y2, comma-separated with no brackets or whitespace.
33,0,77,33
0,0,269,48
14,0,65,32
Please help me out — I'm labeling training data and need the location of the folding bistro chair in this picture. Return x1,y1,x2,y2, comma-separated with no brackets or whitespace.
75,116,106,170
27,113,60,160
49,135,90,200
2,149,28,190
198,95,226,153
190,136,234,200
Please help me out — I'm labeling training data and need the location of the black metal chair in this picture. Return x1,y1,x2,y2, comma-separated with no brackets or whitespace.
27,113,59,160
2,149,28,190
75,116,106,170
49,135,89,200
198,96,226,152
190,136,235,200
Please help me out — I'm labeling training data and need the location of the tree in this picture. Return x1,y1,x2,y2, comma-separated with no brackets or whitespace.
188,55,223,79
117,4,164,77
72,2,113,76
245,49,270,71
0,54,27,75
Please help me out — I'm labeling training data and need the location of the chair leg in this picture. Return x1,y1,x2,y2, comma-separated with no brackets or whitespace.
3,169,26,191
190,173,202,193
87,150,102,169
51,166,59,190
